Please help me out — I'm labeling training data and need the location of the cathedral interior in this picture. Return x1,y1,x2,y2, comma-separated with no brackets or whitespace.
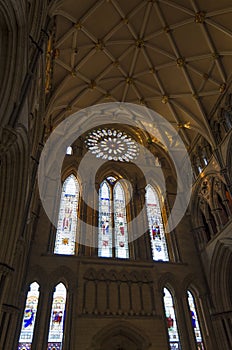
1,0,232,349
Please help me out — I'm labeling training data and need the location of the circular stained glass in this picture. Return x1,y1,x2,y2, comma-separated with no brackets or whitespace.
85,128,139,162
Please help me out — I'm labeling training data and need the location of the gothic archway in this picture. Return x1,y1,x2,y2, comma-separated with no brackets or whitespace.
91,322,150,350
210,239,232,311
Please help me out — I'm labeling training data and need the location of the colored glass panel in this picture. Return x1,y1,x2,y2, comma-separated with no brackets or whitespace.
98,181,112,257
187,291,204,350
54,175,79,255
163,287,181,350
114,182,129,258
18,282,40,350
47,283,66,350
98,179,129,258
145,185,169,261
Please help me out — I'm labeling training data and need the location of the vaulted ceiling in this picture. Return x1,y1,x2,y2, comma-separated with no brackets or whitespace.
47,0,232,147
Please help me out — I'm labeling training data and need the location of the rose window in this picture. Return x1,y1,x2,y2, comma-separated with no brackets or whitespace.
85,129,139,162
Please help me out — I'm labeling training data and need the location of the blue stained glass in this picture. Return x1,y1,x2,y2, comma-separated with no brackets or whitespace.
187,291,204,349
47,344,62,350
18,345,32,350
18,282,40,350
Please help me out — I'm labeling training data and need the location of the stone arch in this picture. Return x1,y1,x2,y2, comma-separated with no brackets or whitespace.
48,265,76,291
26,265,49,289
190,175,227,249
0,125,29,265
91,321,150,350
0,1,27,126
61,161,81,183
84,268,97,281
118,270,130,282
200,199,217,235
210,239,232,311
27,0,47,41
181,276,205,299
158,272,180,295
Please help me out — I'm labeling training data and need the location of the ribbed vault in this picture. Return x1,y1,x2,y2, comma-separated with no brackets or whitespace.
46,0,232,147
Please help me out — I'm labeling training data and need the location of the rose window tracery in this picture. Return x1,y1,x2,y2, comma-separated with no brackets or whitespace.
85,128,139,162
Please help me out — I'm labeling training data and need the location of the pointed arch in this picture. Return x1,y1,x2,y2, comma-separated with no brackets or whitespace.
91,321,150,350
47,283,67,349
210,239,232,310
187,290,204,350
98,180,112,257
54,174,79,255
163,287,181,349
18,282,40,349
98,178,129,258
48,265,75,291
114,182,129,258
145,184,169,261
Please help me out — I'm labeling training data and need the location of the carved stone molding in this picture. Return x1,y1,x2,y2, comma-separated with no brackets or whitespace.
82,268,155,317
0,262,14,275
0,126,17,155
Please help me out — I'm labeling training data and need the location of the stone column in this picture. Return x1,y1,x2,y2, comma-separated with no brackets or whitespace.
33,286,53,350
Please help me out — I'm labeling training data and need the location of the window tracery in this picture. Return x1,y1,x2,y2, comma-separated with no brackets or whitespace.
98,178,129,258
85,128,139,162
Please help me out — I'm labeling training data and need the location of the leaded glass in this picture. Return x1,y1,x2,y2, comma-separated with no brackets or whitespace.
163,287,181,350
145,185,169,261
85,128,139,162
107,176,116,184
18,282,40,350
54,175,79,255
98,178,129,258
98,181,112,257
47,283,66,350
114,182,129,258
187,291,204,350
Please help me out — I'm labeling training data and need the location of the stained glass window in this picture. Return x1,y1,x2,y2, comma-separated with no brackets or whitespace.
163,287,181,350
98,181,112,258
54,175,79,255
98,178,129,258
18,282,40,350
47,283,67,350
114,182,129,258
187,291,204,350
145,185,169,261
85,128,139,162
